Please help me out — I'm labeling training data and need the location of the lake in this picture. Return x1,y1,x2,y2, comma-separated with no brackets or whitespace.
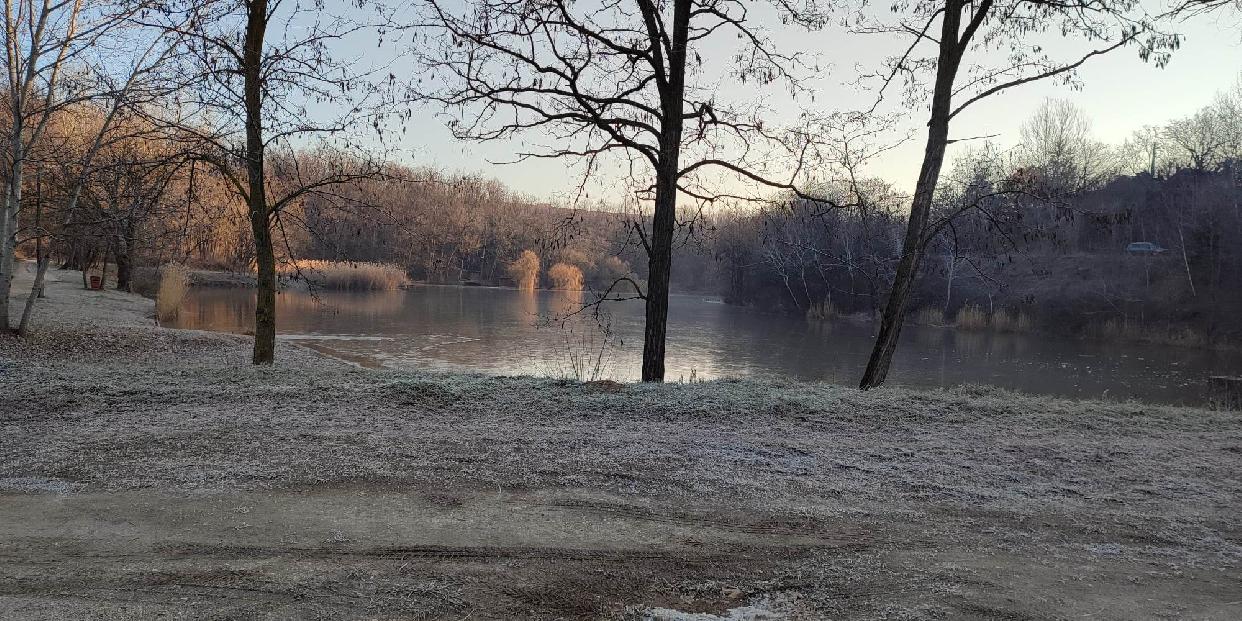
168,284,1241,405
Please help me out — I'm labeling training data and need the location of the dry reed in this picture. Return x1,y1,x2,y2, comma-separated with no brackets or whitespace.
277,260,409,290
806,299,836,321
548,262,584,291
156,263,191,322
1013,311,1034,332
913,307,946,326
991,310,1015,332
508,250,540,290
955,304,989,330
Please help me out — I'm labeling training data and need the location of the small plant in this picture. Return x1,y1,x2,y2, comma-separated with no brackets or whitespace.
156,263,191,323
555,318,613,382
547,262,584,291
954,304,988,330
507,249,540,290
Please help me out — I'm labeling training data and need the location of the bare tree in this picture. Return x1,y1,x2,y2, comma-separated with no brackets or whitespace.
1017,99,1116,194
143,0,403,363
0,0,144,332
854,0,1179,389
14,25,185,334
419,0,854,381
1164,106,1233,172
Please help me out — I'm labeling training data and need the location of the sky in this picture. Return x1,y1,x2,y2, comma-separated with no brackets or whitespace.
386,1,1242,204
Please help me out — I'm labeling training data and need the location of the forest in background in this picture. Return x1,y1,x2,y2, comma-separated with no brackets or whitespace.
19,83,1242,348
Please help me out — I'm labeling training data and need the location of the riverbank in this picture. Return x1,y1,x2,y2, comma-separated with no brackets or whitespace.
3,265,1241,619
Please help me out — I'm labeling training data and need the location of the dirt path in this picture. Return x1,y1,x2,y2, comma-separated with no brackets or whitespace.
2,269,1240,619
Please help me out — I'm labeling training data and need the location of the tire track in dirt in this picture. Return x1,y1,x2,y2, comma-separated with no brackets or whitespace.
150,541,852,564
548,498,876,544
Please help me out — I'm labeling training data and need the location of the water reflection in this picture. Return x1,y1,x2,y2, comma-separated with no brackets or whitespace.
168,284,1242,405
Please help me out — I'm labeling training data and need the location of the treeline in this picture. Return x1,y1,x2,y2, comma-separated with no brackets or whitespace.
291,171,641,290
19,90,1242,349
6,98,661,296
711,93,1242,346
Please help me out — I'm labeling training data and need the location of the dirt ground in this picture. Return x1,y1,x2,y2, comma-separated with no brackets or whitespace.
2,264,1240,620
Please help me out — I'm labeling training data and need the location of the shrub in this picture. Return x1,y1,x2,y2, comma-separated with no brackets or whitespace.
277,260,409,290
508,250,540,290
955,304,988,330
548,262,584,291
156,263,191,322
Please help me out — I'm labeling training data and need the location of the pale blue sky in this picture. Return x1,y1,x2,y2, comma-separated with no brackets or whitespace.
389,3,1241,203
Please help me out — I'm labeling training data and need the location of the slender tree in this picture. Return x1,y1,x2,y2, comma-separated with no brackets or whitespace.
855,0,1179,389
14,26,183,334
144,0,402,363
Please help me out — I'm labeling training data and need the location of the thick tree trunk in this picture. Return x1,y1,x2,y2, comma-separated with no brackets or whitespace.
639,0,690,382
859,2,964,390
243,0,275,365
251,211,276,364
642,173,677,381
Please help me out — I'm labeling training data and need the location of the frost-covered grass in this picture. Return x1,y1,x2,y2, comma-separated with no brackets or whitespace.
4,271,1241,619
6,348,1239,519
6,272,1240,518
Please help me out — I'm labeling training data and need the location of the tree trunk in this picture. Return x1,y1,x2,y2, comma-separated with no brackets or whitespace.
0,172,22,333
244,0,275,365
943,247,955,314
1177,219,1195,297
859,1,964,390
639,0,690,382
17,254,49,336
115,228,133,292
17,186,47,335
81,250,92,288
99,243,111,289
642,177,675,381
